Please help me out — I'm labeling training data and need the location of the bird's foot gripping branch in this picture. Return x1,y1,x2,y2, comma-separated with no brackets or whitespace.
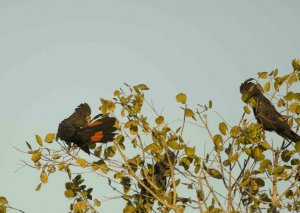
21,59,300,213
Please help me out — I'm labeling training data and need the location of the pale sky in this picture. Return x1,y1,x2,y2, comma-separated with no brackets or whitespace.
1,1,300,212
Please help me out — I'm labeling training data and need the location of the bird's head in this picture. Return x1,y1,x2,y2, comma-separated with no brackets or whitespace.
56,119,76,141
240,78,262,102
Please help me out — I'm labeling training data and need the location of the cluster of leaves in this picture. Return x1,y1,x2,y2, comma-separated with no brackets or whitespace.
22,60,300,212
65,175,100,212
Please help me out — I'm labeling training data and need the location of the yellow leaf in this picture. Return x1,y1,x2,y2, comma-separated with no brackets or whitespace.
230,126,241,138
31,151,42,162
292,58,300,71
94,199,101,207
219,122,228,135
76,158,88,168
113,90,120,96
45,133,55,143
285,92,295,101
252,148,264,161
258,72,268,79
295,141,300,152
263,81,270,92
184,108,195,117
35,183,42,191
207,168,223,179
121,108,125,117
176,93,187,104
155,116,164,125
64,190,74,198
134,84,149,90
289,102,298,113
260,141,272,150
40,171,48,184
129,126,138,135
114,172,125,179
213,134,223,145
99,161,109,174
91,163,100,171
185,146,195,157
243,106,251,114
35,135,43,146
168,140,182,150
124,120,139,128
58,163,65,171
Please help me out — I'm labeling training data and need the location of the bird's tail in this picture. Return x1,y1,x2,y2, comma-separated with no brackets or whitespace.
77,116,117,154
277,128,300,143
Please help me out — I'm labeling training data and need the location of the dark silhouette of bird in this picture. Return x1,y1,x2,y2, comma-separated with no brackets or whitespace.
240,78,300,143
139,151,176,211
56,103,117,154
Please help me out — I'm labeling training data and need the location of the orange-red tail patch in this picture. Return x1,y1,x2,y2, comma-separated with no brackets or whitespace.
91,131,103,142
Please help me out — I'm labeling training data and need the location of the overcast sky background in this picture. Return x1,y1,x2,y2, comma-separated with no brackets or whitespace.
0,1,300,212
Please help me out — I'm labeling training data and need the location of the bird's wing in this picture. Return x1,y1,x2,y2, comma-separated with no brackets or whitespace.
67,103,92,128
256,95,288,130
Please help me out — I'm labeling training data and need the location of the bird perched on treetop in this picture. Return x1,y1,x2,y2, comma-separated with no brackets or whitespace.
56,103,117,154
240,78,300,143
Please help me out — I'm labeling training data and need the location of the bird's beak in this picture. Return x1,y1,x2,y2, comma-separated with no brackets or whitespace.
86,116,92,124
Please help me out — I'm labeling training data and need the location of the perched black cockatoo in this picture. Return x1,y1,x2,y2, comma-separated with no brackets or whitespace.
240,78,300,143
140,151,176,206
56,103,117,154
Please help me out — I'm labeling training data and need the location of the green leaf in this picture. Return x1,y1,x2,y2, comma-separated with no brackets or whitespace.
176,93,187,104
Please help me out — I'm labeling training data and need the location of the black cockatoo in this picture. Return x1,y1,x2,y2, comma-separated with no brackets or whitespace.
56,103,117,154
240,78,300,143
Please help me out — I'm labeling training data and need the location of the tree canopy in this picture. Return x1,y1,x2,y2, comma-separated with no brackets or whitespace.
2,59,300,213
